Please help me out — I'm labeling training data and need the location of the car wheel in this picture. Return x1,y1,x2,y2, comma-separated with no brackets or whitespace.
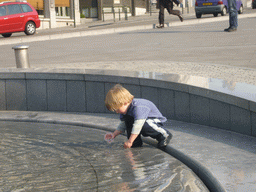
238,6,243,14
213,13,218,17
24,21,36,35
221,7,227,16
196,13,202,18
2,33,12,38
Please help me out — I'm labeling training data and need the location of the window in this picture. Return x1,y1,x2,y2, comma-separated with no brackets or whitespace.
7,4,22,15
0,6,6,16
21,4,33,13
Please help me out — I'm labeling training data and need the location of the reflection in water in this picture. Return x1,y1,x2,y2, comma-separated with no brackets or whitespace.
222,80,236,91
117,147,209,192
209,78,256,102
137,71,256,102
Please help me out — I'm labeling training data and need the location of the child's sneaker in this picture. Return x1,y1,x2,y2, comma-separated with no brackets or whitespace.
157,133,172,148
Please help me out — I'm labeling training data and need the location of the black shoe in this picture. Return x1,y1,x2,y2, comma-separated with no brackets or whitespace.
224,27,231,32
178,15,184,22
224,27,237,32
157,133,172,148
156,24,164,28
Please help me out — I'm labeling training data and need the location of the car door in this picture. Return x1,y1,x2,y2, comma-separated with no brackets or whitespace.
236,0,242,11
6,4,24,32
0,5,9,33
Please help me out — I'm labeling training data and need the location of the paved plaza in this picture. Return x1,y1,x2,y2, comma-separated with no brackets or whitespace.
0,7,256,192
0,8,256,86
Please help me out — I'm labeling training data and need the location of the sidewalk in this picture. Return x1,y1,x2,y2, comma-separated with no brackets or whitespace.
1,8,256,46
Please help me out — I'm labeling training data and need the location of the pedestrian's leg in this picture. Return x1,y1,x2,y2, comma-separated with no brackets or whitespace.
157,5,165,27
225,0,237,32
167,3,183,22
229,3,238,28
124,115,143,147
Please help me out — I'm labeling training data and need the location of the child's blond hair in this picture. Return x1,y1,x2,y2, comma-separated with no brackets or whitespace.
105,84,134,111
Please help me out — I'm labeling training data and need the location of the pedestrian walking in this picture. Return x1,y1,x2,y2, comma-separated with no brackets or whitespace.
156,0,183,28
224,0,238,32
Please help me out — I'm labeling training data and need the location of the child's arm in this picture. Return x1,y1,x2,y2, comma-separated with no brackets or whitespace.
112,130,122,138
124,119,146,148
104,130,122,142
105,121,125,140
124,134,139,148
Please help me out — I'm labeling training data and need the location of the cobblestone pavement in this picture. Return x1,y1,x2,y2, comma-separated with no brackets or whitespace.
1,13,256,87
0,9,256,87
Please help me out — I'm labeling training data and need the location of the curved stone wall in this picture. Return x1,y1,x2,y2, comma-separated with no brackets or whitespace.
0,68,255,137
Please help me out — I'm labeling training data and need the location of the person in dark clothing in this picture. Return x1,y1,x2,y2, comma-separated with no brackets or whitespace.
224,0,238,32
156,0,183,28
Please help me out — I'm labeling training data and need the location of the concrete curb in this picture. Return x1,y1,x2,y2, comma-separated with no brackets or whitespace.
1,13,255,46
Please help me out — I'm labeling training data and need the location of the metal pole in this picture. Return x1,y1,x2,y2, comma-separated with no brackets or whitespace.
112,7,115,22
98,0,103,20
12,45,30,68
119,8,121,20
73,0,76,28
131,0,135,16
124,7,128,20
150,0,152,16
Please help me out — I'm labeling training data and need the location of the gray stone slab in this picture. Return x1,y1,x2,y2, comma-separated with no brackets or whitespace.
122,84,141,99
84,74,140,85
174,91,190,122
230,106,251,136
0,72,25,79
67,81,86,112
190,95,210,126
47,80,67,111
140,78,189,93
189,86,250,110
250,101,256,113
159,89,175,119
26,73,84,80
252,112,256,137
86,82,105,113
27,80,47,111
0,80,6,110
210,100,230,130
141,86,159,107
6,80,27,110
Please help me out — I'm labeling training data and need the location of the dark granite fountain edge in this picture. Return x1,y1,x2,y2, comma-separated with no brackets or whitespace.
0,68,255,137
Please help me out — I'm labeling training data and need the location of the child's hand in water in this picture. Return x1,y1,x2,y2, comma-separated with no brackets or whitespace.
104,133,114,143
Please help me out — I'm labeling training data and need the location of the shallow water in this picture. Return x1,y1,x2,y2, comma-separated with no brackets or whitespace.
0,121,209,191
